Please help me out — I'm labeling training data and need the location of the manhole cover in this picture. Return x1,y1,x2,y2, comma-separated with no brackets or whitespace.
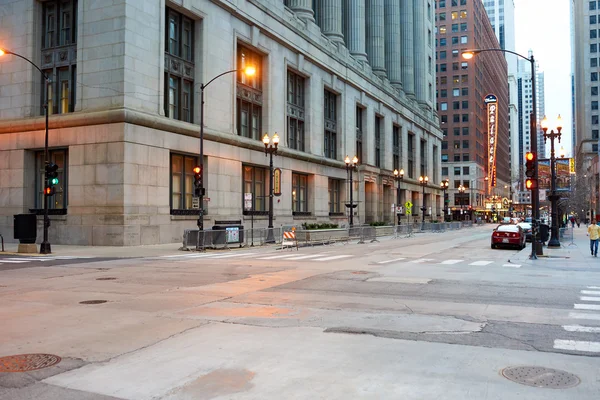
79,300,108,304
96,277,116,281
352,271,369,275
0,354,61,372
501,366,580,389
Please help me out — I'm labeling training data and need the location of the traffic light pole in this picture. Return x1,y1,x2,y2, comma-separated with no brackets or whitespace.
529,54,540,260
40,95,51,254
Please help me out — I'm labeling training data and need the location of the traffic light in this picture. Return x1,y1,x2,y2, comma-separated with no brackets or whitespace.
525,152,535,178
44,163,59,196
525,178,538,190
193,166,204,197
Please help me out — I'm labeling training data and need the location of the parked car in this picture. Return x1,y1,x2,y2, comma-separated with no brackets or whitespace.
491,224,526,249
500,217,512,225
516,222,533,242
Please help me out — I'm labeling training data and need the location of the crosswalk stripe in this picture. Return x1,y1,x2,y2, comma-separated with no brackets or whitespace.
441,260,463,265
312,255,353,261
553,339,600,353
569,312,600,320
502,264,521,268
411,258,434,263
580,296,600,302
286,254,330,260
377,257,407,264
6,258,52,261
588,286,600,289
257,254,303,260
574,304,600,311
0,260,28,263
208,252,255,259
563,325,600,333
581,290,600,295
469,261,493,266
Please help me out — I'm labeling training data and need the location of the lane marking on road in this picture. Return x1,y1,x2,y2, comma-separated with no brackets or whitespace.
580,296,600,302
5,258,53,262
160,254,213,258
563,325,600,333
440,259,463,265
469,261,493,266
569,312,600,320
553,339,600,353
581,290,600,295
0,260,28,263
312,255,353,261
377,257,407,264
502,264,521,268
285,254,331,260
411,258,434,263
588,286,600,289
574,304,600,311
257,254,306,260
207,252,256,259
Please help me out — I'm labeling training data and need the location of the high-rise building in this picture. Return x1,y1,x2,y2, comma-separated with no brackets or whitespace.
572,0,600,217
0,0,442,245
435,0,509,218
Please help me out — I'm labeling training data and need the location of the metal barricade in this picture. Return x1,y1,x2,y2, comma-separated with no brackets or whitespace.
359,226,378,243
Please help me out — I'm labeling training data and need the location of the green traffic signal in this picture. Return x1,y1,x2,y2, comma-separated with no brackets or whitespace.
50,177,59,185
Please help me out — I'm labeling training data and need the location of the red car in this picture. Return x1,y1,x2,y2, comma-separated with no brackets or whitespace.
491,224,526,249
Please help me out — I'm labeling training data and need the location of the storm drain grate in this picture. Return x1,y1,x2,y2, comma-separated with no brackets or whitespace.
79,300,108,304
0,354,61,372
501,366,580,389
96,277,117,281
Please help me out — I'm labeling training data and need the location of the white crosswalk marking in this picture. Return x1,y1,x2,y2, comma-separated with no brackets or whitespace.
411,258,434,263
256,254,302,260
580,296,600,302
569,312,600,321
208,252,255,259
6,258,52,261
574,304,600,311
286,254,330,261
0,260,28,263
563,325,600,333
554,339,600,353
469,261,493,266
312,255,353,261
377,257,406,264
502,264,521,268
440,260,463,265
587,286,600,289
581,290,600,295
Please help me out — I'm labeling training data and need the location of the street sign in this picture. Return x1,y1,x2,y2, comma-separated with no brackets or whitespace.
405,201,412,215
192,197,199,209
396,206,403,214
391,203,396,213
244,193,252,211
274,168,282,196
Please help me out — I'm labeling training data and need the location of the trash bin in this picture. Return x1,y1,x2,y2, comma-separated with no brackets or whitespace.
212,225,244,245
538,223,550,243
14,214,37,244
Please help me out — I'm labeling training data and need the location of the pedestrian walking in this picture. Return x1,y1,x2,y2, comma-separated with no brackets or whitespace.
587,218,600,257
577,217,581,228
570,216,575,228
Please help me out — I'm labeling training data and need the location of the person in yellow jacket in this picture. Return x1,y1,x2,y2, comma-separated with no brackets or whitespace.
587,218,600,256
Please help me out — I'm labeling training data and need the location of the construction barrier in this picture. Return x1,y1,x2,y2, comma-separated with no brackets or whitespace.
281,230,299,250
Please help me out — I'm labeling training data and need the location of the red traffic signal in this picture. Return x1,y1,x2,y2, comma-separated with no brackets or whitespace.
193,166,201,175
525,152,535,178
44,186,55,196
525,178,537,190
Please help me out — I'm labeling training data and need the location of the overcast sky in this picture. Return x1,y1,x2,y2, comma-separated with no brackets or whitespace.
514,0,572,157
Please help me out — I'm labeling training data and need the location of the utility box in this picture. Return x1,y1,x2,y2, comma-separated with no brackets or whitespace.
14,214,37,244
212,221,244,245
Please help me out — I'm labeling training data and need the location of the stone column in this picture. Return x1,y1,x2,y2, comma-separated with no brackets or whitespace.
384,0,402,88
413,0,426,104
315,0,344,44
288,0,315,22
343,0,367,62
400,0,415,98
366,0,386,77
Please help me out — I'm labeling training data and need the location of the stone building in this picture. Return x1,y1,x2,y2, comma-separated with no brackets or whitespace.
0,0,442,246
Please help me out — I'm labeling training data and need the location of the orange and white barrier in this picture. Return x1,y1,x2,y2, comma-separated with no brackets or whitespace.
281,230,299,250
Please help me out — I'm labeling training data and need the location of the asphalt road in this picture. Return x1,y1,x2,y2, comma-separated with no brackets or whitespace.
1,225,599,399
0,255,122,270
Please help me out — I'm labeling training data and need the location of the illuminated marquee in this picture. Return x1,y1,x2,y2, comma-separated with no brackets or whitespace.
485,94,498,194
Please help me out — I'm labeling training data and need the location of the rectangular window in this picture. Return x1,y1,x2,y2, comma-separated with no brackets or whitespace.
593,86,599,96
452,36,459,44
454,154,460,161
441,154,448,162
375,116,383,168
591,15,597,24
237,45,263,139
454,166,461,175
593,101,598,110
591,44,597,53
593,72,599,82
591,1,597,11
440,102,448,110
462,153,469,161
453,127,460,136
593,129,599,139
462,140,469,149
593,144,599,152
592,115,599,125
292,173,308,213
408,134,415,178
328,178,341,214
592,58,598,68
324,90,338,159
287,70,305,151
35,149,67,211
460,36,467,44
453,101,460,110
591,29,598,39
243,165,267,212
454,140,460,149
356,106,364,163
460,10,467,18
462,114,469,122
452,24,458,32
442,141,448,149
165,7,195,122
462,166,469,175
420,139,427,177
439,26,447,34
462,100,468,108
462,127,469,135
393,125,400,172
460,23,467,31
442,167,448,176
170,153,198,211
440,37,447,45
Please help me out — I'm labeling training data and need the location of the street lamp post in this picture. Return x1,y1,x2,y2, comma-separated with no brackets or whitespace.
463,48,540,259
542,114,563,248
419,175,429,229
263,133,279,242
458,184,465,220
441,180,449,222
0,48,52,254
393,168,404,225
345,156,359,226
197,65,255,232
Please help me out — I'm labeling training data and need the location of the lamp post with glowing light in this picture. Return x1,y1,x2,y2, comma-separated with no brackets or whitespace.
263,133,279,242
542,114,563,248
441,180,449,221
458,184,466,220
393,168,404,225
0,48,52,254
197,65,255,231
419,175,429,228
345,156,359,226
463,48,540,259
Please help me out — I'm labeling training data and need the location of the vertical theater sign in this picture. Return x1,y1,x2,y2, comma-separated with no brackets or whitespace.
485,94,498,195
